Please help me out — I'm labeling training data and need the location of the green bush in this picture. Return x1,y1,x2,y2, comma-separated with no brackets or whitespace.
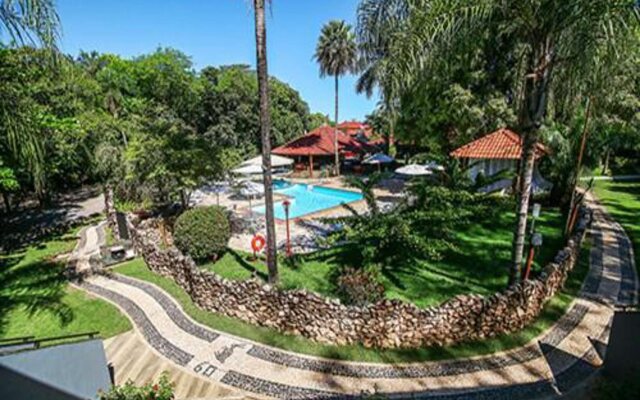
173,206,231,261
99,373,174,400
336,267,385,306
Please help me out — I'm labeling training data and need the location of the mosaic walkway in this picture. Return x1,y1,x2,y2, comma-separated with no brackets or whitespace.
77,196,637,399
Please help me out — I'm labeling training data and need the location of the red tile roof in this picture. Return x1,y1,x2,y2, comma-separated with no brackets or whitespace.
450,128,548,160
337,120,373,137
272,125,374,157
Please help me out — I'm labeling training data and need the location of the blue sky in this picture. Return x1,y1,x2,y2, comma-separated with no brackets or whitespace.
57,0,378,121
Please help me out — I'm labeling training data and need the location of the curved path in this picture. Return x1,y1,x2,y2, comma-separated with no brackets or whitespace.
76,196,637,399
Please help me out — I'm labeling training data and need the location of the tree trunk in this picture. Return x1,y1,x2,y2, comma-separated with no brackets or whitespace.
602,149,610,175
509,41,554,287
254,0,278,283
388,118,396,156
334,75,340,176
2,191,11,214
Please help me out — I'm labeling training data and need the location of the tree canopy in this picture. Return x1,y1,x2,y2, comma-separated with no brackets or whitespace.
0,47,316,211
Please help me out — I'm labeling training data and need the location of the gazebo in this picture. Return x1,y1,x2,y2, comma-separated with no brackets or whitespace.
272,125,372,177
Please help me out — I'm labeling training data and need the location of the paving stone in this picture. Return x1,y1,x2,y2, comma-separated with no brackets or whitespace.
111,274,219,342
82,282,194,366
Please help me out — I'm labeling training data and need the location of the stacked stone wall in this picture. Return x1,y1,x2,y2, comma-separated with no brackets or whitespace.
124,209,590,348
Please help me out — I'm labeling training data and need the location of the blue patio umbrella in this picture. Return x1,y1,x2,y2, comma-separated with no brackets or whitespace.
363,153,395,171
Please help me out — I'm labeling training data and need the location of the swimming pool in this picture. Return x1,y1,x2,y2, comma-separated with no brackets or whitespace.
253,180,363,219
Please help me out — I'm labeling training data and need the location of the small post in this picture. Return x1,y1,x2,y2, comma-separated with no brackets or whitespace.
523,232,543,281
282,199,292,257
523,203,542,281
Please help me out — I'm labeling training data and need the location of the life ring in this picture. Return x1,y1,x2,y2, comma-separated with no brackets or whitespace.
251,234,266,253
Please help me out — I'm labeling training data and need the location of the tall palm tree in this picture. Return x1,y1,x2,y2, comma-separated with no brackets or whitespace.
314,20,358,175
357,0,640,286
253,0,278,283
1,0,60,203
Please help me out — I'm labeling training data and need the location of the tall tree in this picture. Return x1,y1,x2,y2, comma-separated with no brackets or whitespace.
253,0,278,283
357,0,640,286
314,20,358,175
0,0,60,204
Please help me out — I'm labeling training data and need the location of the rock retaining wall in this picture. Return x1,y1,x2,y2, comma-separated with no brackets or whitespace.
124,210,591,348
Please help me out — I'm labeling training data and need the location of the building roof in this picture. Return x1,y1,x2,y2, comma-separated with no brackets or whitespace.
337,120,369,132
272,125,373,157
450,128,548,160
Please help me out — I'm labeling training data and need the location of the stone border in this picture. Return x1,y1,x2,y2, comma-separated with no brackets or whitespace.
80,281,194,366
123,207,591,349
110,274,220,343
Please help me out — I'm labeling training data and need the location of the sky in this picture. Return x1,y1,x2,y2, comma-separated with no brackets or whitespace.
56,0,379,121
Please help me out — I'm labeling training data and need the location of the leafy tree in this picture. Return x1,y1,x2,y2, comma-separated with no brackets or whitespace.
0,0,59,205
314,20,358,175
124,107,221,208
357,0,640,286
0,0,59,48
308,112,331,130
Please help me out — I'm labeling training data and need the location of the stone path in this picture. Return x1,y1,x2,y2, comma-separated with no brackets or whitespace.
76,196,637,399
68,222,105,276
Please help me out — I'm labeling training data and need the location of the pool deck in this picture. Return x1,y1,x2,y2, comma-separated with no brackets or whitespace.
197,176,405,254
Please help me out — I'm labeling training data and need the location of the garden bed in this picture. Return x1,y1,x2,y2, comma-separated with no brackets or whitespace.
201,206,566,308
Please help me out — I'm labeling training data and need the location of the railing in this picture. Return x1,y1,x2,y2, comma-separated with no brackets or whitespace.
0,331,100,354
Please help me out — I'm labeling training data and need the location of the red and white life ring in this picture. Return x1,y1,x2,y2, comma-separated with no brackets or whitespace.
251,234,266,253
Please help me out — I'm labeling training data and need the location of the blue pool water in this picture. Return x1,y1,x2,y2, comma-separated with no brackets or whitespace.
253,181,363,219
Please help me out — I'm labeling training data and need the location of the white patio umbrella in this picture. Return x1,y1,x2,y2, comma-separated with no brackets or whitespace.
241,154,293,168
363,153,395,171
238,180,264,210
232,164,263,175
395,164,433,177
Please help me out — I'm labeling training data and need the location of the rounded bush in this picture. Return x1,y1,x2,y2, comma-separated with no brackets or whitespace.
173,206,231,261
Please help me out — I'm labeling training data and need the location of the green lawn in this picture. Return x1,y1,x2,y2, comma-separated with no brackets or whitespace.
593,180,640,273
202,207,565,308
0,224,132,340
114,226,588,363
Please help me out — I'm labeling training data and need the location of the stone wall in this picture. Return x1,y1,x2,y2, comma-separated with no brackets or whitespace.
124,210,591,349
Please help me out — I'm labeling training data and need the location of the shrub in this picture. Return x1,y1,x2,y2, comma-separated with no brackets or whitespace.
99,373,174,400
336,267,384,306
173,206,231,261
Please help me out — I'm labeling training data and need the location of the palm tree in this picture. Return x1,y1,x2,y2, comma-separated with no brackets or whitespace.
1,0,60,203
314,20,358,175
253,0,278,283
357,0,640,286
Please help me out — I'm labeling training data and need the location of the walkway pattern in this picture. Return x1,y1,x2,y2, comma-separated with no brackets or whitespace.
77,197,637,399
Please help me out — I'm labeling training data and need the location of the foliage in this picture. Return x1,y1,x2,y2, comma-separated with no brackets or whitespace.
314,20,358,79
333,184,501,270
98,373,174,400
173,206,231,262
0,46,316,211
0,0,60,48
197,64,312,155
335,267,385,306
343,171,389,216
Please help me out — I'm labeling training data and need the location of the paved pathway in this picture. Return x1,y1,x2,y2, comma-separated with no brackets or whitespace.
76,196,637,399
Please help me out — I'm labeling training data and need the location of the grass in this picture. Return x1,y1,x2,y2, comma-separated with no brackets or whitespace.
0,224,132,340
201,207,566,308
114,235,590,363
592,180,640,274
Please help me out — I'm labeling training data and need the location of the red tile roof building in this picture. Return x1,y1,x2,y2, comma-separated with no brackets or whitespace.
272,125,371,157
450,128,547,160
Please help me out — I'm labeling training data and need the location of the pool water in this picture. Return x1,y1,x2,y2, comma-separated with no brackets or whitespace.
253,181,363,219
